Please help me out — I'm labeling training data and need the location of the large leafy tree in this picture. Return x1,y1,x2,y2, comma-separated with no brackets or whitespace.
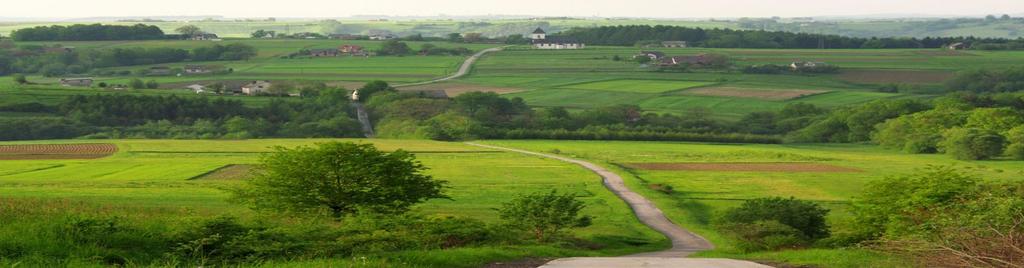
234,142,448,217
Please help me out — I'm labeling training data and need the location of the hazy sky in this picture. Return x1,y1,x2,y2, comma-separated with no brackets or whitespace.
5,0,1024,18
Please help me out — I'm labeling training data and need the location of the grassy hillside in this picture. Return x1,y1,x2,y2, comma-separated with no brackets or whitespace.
0,139,666,267
480,140,1024,267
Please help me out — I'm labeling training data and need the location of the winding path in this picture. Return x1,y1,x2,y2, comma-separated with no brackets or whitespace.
466,143,771,268
394,46,507,88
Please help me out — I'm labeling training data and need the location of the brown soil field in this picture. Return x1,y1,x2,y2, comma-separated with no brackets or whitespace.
0,143,118,160
838,69,954,84
192,164,255,180
682,87,828,101
400,82,524,97
623,162,862,173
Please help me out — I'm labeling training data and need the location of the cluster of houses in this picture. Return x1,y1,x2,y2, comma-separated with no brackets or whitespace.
308,45,370,57
185,80,279,96
634,51,716,67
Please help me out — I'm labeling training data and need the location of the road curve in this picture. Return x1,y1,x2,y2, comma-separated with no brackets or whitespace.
394,46,507,88
465,142,715,256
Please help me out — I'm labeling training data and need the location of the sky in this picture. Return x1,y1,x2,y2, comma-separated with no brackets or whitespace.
3,0,1023,19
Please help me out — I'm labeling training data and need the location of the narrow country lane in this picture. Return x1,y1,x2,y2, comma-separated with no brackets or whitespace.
466,143,772,268
394,46,507,88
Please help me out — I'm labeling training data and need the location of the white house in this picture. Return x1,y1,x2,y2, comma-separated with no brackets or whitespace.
186,84,207,94
241,80,272,95
530,28,585,50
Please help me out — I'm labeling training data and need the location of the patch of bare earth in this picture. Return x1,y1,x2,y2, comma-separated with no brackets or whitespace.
400,82,524,97
0,144,118,160
192,164,256,180
623,162,862,172
838,69,954,84
683,87,828,101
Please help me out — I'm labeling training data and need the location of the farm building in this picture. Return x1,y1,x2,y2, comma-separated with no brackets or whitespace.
662,41,688,48
339,44,364,54
184,65,212,74
635,51,666,61
309,48,340,57
186,84,208,94
661,54,713,66
189,33,221,41
530,28,585,50
791,61,827,70
241,80,272,95
369,34,398,40
59,78,93,87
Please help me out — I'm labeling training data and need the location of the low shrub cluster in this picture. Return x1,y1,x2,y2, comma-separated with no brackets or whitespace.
713,197,830,252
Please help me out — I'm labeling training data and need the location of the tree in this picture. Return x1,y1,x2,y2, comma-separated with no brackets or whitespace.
447,33,463,43
498,190,592,242
377,40,411,56
462,33,484,43
233,142,447,217
12,74,26,85
145,80,159,89
940,127,1006,160
717,197,831,240
175,25,203,36
1005,126,1024,160
129,78,145,89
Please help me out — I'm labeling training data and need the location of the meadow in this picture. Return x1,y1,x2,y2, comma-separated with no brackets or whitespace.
459,47,1024,119
478,140,1024,267
0,139,666,267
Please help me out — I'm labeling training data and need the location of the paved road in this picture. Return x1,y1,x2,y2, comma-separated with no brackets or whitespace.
467,143,770,268
395,46,507,88
352,103,374,138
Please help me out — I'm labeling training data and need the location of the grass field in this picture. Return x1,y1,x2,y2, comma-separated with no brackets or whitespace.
560,79,714,93
458,46,1024,119
0,139,666,266
478,140,1024,268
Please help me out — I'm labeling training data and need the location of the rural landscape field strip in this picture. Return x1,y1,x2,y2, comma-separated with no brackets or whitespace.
0,143,118,160
623,162,863,172
466,143,715,256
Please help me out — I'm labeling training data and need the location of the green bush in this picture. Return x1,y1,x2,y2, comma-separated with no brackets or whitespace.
714,197,830,252
719,220,808,252
940,127,1006,160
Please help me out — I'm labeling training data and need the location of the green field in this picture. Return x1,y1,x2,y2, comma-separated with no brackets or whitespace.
479,140,1024,267
0,139,666,266
561,79,714,93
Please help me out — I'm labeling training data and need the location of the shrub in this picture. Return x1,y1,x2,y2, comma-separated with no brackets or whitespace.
940,127,1006,160
716,197,830,242
1006,126,1024,160
498,190,593,242
719,220,809,252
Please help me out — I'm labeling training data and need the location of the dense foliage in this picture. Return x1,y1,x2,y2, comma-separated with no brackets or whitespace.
855,166,1024,267
715,197,830,252
498,190,592,242
0,42,256,76
368,90,781,143
563,25,1019,49
11,24,166,41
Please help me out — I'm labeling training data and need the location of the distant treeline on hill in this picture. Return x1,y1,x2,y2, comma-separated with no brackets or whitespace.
10,24,167,41
562,25,1024,49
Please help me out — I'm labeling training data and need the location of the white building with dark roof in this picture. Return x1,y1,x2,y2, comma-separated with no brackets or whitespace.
529,28,585,50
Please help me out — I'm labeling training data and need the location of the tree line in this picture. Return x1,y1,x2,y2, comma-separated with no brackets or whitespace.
10,24,167,41
0,42,255,76
562,25,1024,49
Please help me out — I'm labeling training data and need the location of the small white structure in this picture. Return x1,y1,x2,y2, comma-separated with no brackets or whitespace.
530,28,585,50
186,84,207,94
351,89,360,101
241,80,272,95
790,61,826,70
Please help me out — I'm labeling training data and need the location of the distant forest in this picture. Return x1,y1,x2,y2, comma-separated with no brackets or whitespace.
562,25,1024,49
10,24,168,41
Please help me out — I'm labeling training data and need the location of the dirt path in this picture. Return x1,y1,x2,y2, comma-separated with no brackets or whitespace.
467,143,770,267
352,103,374,138
395,46,507,88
